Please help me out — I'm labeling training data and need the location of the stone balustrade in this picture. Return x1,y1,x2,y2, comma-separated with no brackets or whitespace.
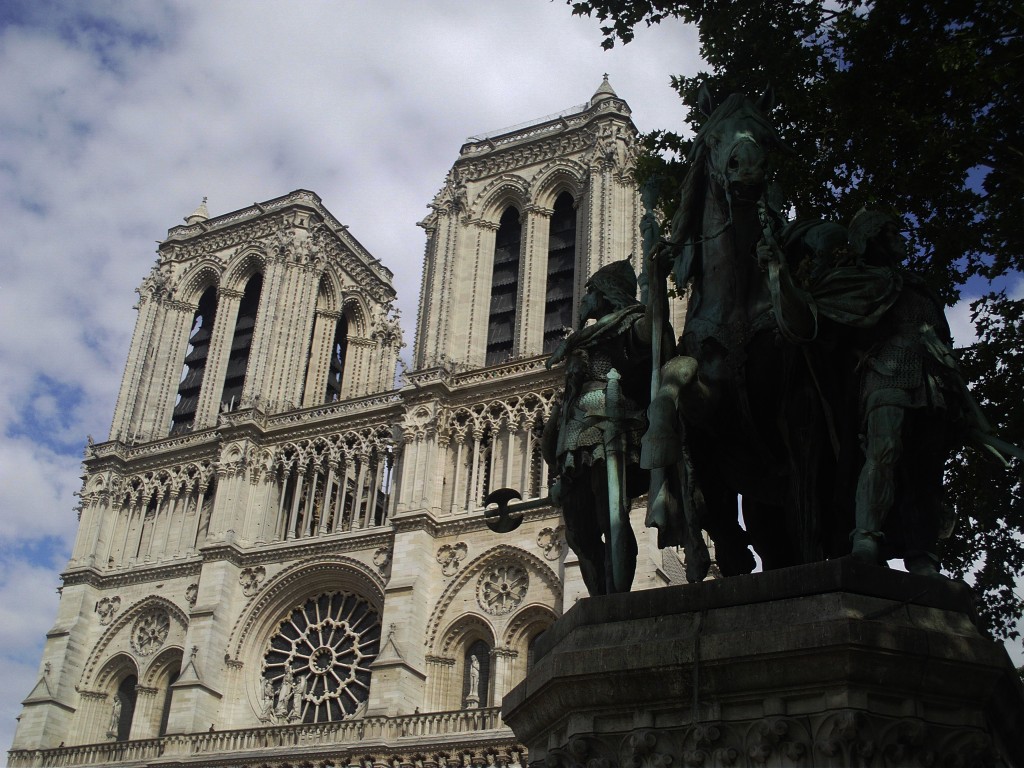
7,707,515,768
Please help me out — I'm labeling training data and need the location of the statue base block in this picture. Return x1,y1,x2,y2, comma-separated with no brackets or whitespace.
502,558,1024,767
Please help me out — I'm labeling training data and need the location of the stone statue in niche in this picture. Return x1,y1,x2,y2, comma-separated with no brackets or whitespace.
465,654,481,709
107,697,121,739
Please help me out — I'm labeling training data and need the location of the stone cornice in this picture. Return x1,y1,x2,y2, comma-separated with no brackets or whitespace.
392,506,558,538
264,391,404,436
87,428,221,474
160,190,395,296
450,355,557,389
213,530,395,567
61,559,202,589
456,104,635,181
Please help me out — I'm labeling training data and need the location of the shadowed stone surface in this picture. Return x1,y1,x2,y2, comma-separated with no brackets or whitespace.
503,558,1024,767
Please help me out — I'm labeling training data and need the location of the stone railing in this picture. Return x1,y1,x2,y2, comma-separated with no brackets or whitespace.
8,708,513,768
8,737,165,767
265,391,403,428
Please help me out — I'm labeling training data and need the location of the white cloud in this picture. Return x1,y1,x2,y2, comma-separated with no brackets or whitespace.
947,298,979,347
6,0,1016,753
0,0,700,750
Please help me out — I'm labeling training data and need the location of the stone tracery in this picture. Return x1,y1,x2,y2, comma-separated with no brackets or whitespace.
260,591,382,723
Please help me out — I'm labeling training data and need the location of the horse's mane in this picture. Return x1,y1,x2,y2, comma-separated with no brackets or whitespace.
668,94,781,249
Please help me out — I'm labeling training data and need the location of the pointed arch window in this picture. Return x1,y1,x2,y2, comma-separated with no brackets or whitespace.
157,660,180,736
220,273,263,412
171,287,217,435
543,192,577,354
485,206,521,366
113,674,138,741
324,314,348,402
462,639,491,708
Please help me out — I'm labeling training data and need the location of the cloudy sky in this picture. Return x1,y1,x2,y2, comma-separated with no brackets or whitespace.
0,0,704,748
0,0,1018,752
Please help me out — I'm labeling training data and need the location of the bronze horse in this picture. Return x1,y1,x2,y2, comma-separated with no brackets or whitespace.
644,88,848,572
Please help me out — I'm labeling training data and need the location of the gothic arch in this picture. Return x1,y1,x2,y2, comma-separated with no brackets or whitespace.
436,613,497,711
221,248,267,294
141,645,184,689
174,260,221,306
437,612,496,657
229,556,385,725
313,269,342,314
227,554,386,661
93,652,140,691
501,603,558,649
340,292,370,337
531,160,587,209
474,175,530,223
424,544,561,651
84,652,141,743
502,603,558,691
80,595,189,688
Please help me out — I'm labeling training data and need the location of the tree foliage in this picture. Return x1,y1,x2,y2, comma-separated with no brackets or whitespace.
571,0,1024,637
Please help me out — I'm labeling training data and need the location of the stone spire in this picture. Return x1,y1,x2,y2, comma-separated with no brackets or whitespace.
184,196,209,225
590,73,618,105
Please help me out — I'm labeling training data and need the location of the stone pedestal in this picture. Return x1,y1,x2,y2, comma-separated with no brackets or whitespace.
502,558,1024,767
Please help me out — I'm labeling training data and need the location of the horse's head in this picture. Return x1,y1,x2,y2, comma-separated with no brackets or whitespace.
693,86,786,205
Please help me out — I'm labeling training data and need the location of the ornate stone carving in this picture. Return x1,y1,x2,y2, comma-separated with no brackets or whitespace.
437,542,469,576
260,591,381,723
622,730,672,768
239,566,266,597
373,546,392,575
522,716,1002,768
95,596,121,626
476,563,528,615
185,583,198,608
536,526,565,561
747,717,808,764
130,607,170,656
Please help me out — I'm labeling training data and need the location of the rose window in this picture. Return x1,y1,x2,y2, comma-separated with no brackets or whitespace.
262,592,381,723
130,608,170,656
476,563,529,615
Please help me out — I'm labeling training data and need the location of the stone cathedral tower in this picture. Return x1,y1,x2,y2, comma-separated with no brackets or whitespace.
10,80,690,768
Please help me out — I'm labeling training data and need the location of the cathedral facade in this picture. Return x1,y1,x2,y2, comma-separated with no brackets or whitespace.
10,79,689,768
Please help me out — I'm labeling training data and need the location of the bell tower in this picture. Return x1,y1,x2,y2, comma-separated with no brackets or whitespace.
10,82,697,768
110,190,399,444
413,76,642,370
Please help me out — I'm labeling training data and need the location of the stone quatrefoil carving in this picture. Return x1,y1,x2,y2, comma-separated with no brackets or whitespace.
537,526,565,561
94,596,121,626
476,563,528,616
437,542,468,577
130,607,170,656
239,566,267,597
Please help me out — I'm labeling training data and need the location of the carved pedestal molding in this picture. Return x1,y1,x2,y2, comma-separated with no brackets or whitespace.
503,559,1024,768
